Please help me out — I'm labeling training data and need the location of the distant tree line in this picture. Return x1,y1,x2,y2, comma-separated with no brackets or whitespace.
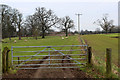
1,4,74,40
74,26,119,35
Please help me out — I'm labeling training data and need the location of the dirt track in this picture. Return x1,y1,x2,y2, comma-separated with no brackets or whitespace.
2,68,90,78
32,57,89,78
32,68,89,78
3,54,90,78
3,63,90,78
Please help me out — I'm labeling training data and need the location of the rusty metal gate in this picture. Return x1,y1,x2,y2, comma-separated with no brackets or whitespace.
11,45,88,69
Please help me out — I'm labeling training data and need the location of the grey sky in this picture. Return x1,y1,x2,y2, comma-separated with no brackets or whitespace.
1,0,118,31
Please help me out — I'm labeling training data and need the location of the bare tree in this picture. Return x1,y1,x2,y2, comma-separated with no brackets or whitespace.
15,13,23,40
34,7,59,38
109,22,115,33
94,14,114,34
59,16,74,36
24,15,39,40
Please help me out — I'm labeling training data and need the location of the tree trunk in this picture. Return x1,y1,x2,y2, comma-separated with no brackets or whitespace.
42,28,45,38
109,29,112,33
18,24,21,40
65,29,68,37
42,31,45,38
35,36,37,40
19,31,21,40
106,30,108,34
9,33,11,40
33,28,35,39
9,37,11,41
105,28,108,34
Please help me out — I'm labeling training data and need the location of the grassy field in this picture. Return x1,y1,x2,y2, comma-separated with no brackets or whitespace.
2,36,81,55
1,34,119,78
81,33,118,65
2,36,79,48
2,36,79,53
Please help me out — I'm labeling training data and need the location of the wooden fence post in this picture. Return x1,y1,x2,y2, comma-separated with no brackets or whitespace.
106,48,112,77
6,48,10,72
87,47,92,65
18,57,20,64
2,48,6,73
2,47,10,73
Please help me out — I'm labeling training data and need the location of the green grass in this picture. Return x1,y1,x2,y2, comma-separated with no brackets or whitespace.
2,36,79,49
81,33,118,65
99,33,118,37
2,36,81,56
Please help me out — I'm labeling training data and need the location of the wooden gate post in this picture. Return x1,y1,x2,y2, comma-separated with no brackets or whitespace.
18,57,20,64
87,47,92,65
2,47,6,73
106,48,112,77
6,48,10,72
2,47,10,73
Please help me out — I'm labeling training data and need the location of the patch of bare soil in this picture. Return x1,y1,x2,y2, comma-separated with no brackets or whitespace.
2,69,36,78
32,68,89,78
32,55,89,78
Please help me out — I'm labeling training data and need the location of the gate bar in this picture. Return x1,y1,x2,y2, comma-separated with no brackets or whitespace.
14,49,87,53
13,58,87,62
15,63,87,67
12,45,88,48
13,54,87,57
18,66,85,69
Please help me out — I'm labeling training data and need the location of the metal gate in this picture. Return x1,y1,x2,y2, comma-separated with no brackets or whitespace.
11,45,88,69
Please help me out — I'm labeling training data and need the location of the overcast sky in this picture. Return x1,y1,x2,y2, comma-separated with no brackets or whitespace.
1,0,119,31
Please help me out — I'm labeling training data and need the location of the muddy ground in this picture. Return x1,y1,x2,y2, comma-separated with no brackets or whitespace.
2,67,90,79
2,55,90,79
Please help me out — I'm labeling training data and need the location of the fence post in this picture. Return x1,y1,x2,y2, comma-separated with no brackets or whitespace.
106,48,112,77
6,48,10,72
2,48,6,73
18,57,20,64
87,47,92,65
2,47,10,73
